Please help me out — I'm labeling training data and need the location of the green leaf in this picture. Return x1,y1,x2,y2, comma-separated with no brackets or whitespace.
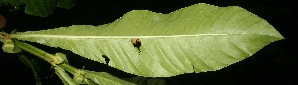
12,3,284,77
83,70,136,85
59,64,121,85
56,0,76,9
0,0,76,17
0,0,26,7
24,0,57,17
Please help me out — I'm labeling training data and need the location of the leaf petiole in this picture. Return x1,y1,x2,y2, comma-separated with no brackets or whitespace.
14,40,63,66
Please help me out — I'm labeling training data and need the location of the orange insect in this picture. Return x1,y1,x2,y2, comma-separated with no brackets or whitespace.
0,15,7,30
131,38,140,45
131,38,141,52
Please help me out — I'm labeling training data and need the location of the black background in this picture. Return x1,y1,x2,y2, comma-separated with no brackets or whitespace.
0,0,297,85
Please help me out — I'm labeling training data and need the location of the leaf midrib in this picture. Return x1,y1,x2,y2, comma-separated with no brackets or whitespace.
12,33,260,39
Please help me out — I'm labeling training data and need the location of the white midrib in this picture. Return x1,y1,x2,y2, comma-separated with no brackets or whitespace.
12,34,249,39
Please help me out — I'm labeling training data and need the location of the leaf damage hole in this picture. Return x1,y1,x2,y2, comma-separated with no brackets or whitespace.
131,38,142,53
102,55,110,64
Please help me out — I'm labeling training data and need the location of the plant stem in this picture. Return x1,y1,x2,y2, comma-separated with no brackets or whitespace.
14,40,81,75
13,40,85,84
60,63,81,75
55,65,79,85
14,40,59,66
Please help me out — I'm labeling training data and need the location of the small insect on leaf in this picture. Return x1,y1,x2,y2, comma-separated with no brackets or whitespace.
131,38,139,45
131,38,142,52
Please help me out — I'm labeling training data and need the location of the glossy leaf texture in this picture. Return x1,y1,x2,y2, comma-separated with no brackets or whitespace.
12,3,284,77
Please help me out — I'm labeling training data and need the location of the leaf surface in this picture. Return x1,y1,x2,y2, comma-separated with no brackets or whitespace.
0,0,76,17
12,3,284,77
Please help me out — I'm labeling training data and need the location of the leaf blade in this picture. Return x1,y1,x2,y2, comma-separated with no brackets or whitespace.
12,3,284,77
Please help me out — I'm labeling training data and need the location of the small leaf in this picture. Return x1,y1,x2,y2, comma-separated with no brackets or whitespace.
12,3,284,77
54,53,69,64
83,70,136,85
72,73,84,84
